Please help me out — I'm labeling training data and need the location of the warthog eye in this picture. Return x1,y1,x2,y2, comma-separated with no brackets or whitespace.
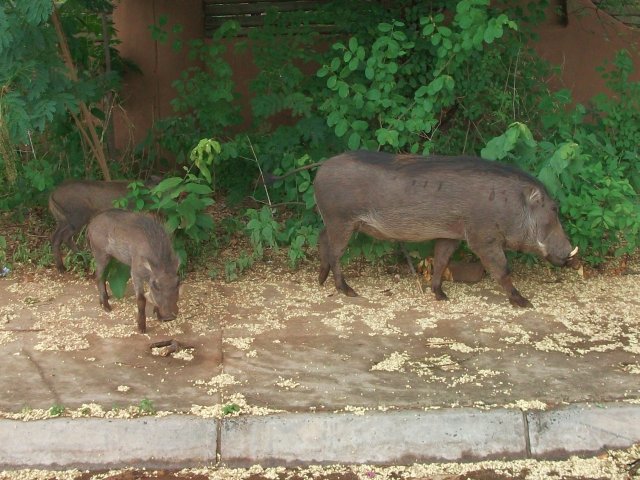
151,279,159,290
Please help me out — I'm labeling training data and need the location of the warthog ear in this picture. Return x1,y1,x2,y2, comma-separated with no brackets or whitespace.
525,186,543,204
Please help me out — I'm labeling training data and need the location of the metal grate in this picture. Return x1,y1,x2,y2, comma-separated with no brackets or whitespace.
204,0,329,36
592,0,640,27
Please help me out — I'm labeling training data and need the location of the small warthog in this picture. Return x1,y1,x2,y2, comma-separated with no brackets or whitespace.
87,209,180,333
48,179,157,272
314,151,579,307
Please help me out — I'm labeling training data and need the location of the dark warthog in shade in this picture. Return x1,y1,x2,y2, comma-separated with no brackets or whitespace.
87,209,180,333
314,151,579,307
48,179,158,272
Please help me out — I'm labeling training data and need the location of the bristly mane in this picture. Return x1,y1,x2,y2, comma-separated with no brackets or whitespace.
345,151,547,192
108,210,176,263
138,215,176,263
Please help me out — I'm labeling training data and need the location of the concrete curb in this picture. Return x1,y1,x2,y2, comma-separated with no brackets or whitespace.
221,409,526,467
528,403,640,459
1,403,639,469
0,417,218,469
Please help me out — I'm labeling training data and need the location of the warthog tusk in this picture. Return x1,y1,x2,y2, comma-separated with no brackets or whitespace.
569,246,579,257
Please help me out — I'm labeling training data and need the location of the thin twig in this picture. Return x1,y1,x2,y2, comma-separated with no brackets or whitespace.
26,131,37,161
512,47,521,120
246,136,272,208
0,328,44,332
462,120,471,154
248,196,304,208
101,10,116,161
400,244,424,294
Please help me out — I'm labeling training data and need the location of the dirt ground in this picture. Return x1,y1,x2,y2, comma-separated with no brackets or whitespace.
1,210,640,478
1,252,639,417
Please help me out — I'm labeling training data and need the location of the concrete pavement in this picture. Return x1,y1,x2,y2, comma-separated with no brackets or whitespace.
0,260,638,468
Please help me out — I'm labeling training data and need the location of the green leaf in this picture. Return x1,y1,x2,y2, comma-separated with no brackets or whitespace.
105,261,131,299
154,177,183,193
365,66,375,80
351,120,368,131
438,26,452,37
327,110,342,126
367,89,381,101
195,213,214,231
335,119,349,137
197,164,212,184
298,180,310,192
18,0,53,25
303,188,316,209
537,166,561,197
415,85,430,99
376,128,399,147
338,82,349,98
426,76,444,96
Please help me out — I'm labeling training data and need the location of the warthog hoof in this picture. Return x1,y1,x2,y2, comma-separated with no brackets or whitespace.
432,287,449,301
510,295,533,308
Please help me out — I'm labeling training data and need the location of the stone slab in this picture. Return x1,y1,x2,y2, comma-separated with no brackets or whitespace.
221,409,527,467
528,403,640,458
0,416,218,469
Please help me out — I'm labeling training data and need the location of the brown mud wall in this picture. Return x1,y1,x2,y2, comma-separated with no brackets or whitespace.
112,0,640,155
536,0,640,103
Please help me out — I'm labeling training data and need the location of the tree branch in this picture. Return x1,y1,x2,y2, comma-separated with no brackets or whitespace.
50,4,111,180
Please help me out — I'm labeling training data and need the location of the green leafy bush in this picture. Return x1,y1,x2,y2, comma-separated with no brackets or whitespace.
123,139,219,263
483,120,640,265
139,17,242,170
6,0,640,275
246,206,280,257
105,139,220,295
483,51,640,265
217,1,553,269
0,0,128,212
316,0,546,155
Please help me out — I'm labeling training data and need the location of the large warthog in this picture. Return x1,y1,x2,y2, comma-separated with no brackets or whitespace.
314,151,579,307
87,209,180,333
48,179,156,272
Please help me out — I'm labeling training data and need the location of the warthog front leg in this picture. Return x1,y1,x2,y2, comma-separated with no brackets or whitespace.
132,277,147,333
92,250,112,312
468,239,533,308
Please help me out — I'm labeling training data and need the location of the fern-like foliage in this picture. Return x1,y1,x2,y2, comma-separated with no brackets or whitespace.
0,0,77,144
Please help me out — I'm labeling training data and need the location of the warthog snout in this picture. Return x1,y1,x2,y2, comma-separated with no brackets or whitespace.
565,246,581,269
546,245,579,268
153,306,177,322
